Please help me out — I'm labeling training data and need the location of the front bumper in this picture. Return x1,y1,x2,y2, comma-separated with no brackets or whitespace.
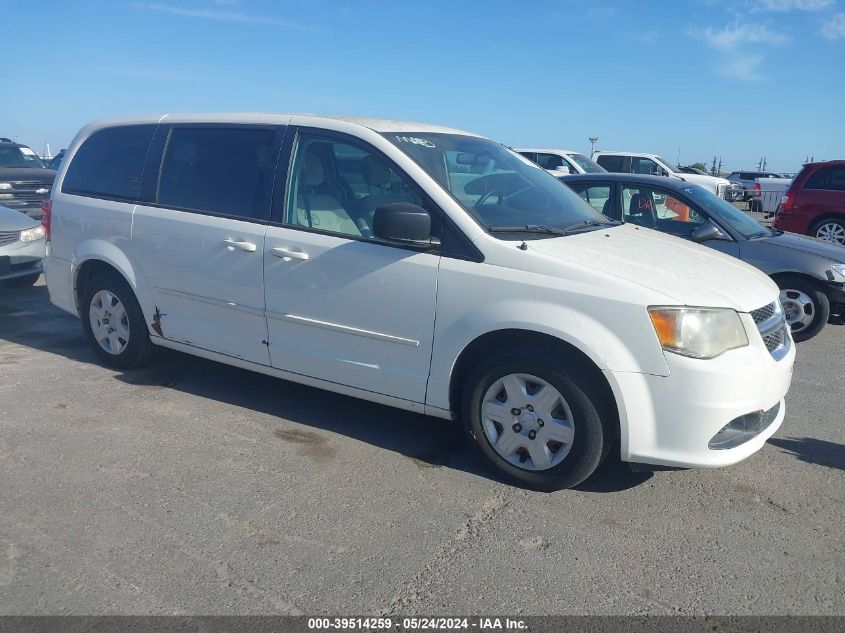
0,238,45,281
606,318,795,469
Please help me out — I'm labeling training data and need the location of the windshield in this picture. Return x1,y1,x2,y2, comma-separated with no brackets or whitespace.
566,153,606,174
0,145,45,169
654,156,676,173
382,133,611,237
683,184,770,238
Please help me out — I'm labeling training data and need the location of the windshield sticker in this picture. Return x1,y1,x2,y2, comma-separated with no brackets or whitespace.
394,136,435,148
19,147,37,156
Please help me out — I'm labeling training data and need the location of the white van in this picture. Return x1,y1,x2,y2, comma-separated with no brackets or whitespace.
44,114,794,490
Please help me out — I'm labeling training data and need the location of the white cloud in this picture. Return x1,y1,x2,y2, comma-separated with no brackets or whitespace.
133,3,322,31
689,22,791,50
753,0,834,11
821,12,845,37
718,53,765,80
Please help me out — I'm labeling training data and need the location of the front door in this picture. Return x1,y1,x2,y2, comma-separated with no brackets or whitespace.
132,124,284,364
262,130,441,403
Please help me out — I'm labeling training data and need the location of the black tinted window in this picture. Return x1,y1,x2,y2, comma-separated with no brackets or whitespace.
62,125,156,200
158,126,276,219
805,166,845,192
596,155,624,172
536,153,565,170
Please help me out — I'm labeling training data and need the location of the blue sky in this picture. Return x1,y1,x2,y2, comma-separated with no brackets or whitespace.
3,0,843,172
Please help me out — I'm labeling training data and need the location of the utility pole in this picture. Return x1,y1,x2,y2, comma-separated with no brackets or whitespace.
711,156,717,176
717,157,723,176
762,157,767,171
588,137,598,157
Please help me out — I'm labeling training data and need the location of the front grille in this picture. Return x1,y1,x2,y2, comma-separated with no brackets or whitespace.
0,230,19,247
762,327,785,353
2,181,52,202
751,303,776,324
750,300,788,357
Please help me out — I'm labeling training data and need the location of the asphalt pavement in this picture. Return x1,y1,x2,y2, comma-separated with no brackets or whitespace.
1,279,842,615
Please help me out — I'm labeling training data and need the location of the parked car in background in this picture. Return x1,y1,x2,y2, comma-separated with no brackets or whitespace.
0,138,56,219
752,176,792,217
775,161,845,246
592,151,738,200
516,149,606,174
0,204,45,286
45,113,793,490
560,173,845,341
727,170,785,201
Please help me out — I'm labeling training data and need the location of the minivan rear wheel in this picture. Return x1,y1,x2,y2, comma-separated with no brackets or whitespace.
776,275,830,343
811,217,845,245
462,353,611,491
81,271,154,369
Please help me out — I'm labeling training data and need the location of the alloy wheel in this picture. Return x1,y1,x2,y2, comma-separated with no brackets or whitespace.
815,222,845,245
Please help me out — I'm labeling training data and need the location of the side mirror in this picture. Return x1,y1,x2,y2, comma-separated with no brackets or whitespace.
554,164,571,174
690,222,724,243
373,203,432,245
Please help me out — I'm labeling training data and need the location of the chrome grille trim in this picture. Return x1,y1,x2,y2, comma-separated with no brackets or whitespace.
750,300,789,359
0,230,20,247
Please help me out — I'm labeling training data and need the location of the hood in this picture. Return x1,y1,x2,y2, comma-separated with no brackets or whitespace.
529,224,777,312
676,172,729,186
0,205,40,231
0,167,56,182
765,230,845,263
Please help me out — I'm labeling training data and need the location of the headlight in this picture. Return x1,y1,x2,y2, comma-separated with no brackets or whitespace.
831,264,845,282
648,306,748,359
0,183,11,190
20,225,46,242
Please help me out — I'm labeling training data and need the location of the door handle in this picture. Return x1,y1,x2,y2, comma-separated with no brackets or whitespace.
272,247,309,261
223,239,257,253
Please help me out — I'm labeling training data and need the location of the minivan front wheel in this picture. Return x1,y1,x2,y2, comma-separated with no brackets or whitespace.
81,271,154,369
463,355,611,491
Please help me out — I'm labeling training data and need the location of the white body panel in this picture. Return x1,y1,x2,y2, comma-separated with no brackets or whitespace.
755,177,792,214
45,113,795,471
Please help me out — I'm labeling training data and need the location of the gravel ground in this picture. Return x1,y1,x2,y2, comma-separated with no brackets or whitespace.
0,278,842,615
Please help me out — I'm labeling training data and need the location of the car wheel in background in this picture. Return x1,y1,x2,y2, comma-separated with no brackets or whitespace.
777,275,830,342
811,217,845,245
81,271,155,369
462,352,612,491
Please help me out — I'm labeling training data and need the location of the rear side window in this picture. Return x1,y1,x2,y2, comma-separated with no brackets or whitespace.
157,126,277,220
596,155,624,172
535,153,566,170
804,166,845,192
62,125,156,200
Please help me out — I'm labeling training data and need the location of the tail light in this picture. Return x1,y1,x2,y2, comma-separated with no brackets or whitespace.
754,182,761,198
781,187,797,214
41,199,52,241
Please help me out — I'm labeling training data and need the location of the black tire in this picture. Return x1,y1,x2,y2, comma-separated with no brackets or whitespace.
462,352,613,491
810,217,845,245
2,272,41,287
776,275,830,343
80,271,155,369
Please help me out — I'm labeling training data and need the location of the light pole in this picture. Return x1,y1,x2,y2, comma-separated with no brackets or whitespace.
588,137,598,157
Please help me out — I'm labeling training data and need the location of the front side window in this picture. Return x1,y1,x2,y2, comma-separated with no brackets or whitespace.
62,125,156,200
157,126,276,219
683,184,769,238
285,133,427,239
535,153,566,171
383,132,612,239
631,157,661,176
621,185,705,230
0,145,44,169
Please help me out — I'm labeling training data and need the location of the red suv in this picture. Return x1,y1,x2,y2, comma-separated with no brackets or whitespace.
775,160,845,245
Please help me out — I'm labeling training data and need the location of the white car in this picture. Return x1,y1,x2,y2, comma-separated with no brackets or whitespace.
0,204,45,286
593,151,735,199
515,149,606,175
45,114,794,490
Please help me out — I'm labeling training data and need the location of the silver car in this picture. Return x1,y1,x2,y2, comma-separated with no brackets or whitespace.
0,205,45,286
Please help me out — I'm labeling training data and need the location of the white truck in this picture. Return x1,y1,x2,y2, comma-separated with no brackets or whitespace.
592,151,739,200
516,149,606,175
752,176,793,217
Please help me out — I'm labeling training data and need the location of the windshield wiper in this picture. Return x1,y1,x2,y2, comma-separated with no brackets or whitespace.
489,220,619,236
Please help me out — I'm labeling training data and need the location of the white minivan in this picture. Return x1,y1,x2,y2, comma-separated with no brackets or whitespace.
44,114,794,490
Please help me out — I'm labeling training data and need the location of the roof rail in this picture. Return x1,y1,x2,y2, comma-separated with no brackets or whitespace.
0,137,13,143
